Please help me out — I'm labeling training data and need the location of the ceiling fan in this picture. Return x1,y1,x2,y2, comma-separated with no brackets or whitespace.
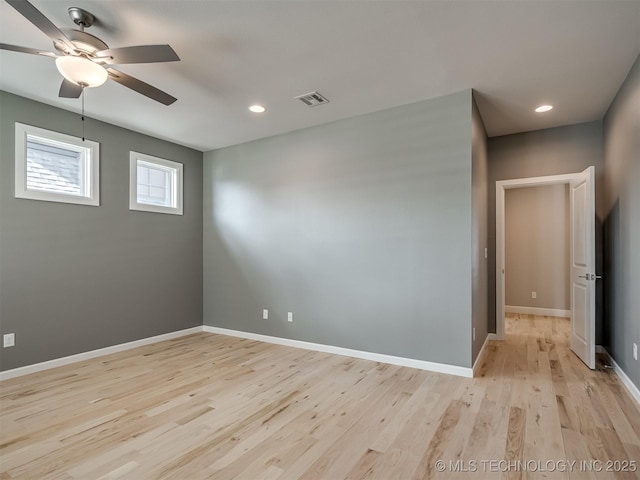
1,0,179,105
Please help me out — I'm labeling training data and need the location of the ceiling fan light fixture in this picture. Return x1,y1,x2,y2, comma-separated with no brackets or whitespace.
55,55,107,87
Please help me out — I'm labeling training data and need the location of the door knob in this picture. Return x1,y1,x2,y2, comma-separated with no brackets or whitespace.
579,274,603,280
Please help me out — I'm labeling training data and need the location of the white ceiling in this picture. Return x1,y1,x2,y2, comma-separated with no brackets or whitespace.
1,1,639,152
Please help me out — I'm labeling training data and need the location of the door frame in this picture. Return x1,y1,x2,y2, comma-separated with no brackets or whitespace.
495,172,580,340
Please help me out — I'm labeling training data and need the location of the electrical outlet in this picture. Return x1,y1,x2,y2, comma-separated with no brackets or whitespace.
287,312,293,323
3,333,15,348
263,309,269,320
531,291,537,299
473,327,476,342
634,343,638,361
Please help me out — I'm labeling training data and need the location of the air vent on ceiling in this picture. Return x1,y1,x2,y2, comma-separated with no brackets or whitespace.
295,91,329,107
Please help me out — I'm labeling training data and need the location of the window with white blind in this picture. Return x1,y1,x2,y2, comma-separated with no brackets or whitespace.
15,123,100,206
129,152,183,215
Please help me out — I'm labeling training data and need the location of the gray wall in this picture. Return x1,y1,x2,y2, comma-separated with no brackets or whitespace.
0,91,203,371
603,55,640,391
471,96,489,362
487,121,604,339
505,184,569,311
204,90,475,368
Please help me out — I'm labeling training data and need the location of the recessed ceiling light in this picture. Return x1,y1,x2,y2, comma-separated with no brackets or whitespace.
535,104,553,113
249,105,266,113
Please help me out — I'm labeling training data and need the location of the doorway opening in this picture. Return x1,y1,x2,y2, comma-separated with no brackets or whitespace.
504,183,569,318
496,168,596,368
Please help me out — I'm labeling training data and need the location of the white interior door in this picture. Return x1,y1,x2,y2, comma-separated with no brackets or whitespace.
569,166,596,369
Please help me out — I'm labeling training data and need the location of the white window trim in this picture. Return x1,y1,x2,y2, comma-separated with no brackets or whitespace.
15,123,100,206
129,151,183,215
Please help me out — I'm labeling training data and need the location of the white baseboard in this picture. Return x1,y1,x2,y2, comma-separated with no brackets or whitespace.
203,326,473,378
472,333,497,376
0,326,203,382
505,305,570,318
598,347,640,406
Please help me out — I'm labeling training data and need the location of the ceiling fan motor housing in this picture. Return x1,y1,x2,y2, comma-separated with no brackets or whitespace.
54,29,108,56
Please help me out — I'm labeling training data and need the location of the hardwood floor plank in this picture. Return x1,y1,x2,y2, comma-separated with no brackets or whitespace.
345,448,383,480
411,399,465,480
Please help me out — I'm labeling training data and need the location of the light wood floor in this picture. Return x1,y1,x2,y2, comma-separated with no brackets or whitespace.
1,315,639,479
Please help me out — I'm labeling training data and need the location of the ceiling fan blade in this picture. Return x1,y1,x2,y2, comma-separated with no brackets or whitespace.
5,0,76,53
0,42,56,57
96,45,180,65
106,68,177,106
59,79,83,98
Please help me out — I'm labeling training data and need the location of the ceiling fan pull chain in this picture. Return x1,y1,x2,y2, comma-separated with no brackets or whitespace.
81,86,85,141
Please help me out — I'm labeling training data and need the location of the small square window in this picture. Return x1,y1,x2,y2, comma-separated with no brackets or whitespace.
15,123,100,206
129,152,183,215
